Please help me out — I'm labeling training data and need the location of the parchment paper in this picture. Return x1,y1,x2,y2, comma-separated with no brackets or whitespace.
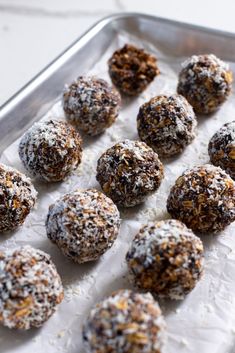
0,31,235,353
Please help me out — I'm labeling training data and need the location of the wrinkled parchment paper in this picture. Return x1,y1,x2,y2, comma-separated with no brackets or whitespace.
1,31,235,353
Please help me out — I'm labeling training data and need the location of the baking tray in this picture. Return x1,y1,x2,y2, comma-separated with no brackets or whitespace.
1,12,235,353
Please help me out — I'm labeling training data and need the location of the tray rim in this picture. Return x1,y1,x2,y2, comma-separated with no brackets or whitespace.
1,11,235,115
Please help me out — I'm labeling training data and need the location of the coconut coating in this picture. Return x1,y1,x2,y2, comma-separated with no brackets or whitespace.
19,120,82,182
0,163,37,232
177,54,233,114
83,289,166,353
63,76,121,136
208,121,235,179
46,189,120,263
96,140,164,207
126,220,204,300
167,164,235,233
0,245,64,330
108,44,160,96
137,94,197,158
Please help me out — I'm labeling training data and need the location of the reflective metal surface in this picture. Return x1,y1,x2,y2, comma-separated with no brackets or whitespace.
1,12,235,153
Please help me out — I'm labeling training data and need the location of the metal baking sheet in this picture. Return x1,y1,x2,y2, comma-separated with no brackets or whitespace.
1,13,235,353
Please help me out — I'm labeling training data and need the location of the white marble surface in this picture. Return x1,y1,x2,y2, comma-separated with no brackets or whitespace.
1,0,235,105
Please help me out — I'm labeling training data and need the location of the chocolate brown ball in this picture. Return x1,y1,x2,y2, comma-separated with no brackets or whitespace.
63,76,121,135
177,54,233,114
108,44,159,96
208,121,235,179
167,164,235,233
19,120,82,182
126,219,204,299
96,140,164,207
137,94,197,157
0,245,64,329
83,289,166,353
0,163,37,232
46,189,120,263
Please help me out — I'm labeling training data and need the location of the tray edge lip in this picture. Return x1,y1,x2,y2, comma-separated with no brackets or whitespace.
1,11,235,114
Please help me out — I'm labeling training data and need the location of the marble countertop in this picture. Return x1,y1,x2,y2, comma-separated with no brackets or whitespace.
1,0,235,105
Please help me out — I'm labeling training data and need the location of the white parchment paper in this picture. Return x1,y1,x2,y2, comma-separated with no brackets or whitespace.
0,31,235,353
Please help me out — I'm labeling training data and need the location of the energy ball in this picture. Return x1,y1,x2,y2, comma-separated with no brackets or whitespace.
167,164,235,233
63,76,121,136
208,121,235,179
19,120,82,182
46,189,120,263
0,245,64,329
108,44,160,96
177,54,233,114
96,140,164,207
137,94,197,158
83,289,166,353
126,219,204,300
0,163,37,232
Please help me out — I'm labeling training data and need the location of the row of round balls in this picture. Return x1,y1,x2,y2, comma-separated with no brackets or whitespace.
62,46,233,157
3,116,234,235
0,247,167,351
0,44,234,353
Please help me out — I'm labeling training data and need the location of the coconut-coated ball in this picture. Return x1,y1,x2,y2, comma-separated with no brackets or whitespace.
126,219,204,299
0,163,37,232
167,164,235,233
177,54,233,114
137,94,197,157
0,245,64,329
63,76,121,135
83,289,166,353
208,121,235,179
46,189,120,263
96,140,164,207
18,120,82,182
108,44,160,96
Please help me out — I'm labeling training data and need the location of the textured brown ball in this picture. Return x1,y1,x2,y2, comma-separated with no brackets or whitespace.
0,163,37,232
167,164,235,233
208,121,235,179
19,120,82,182
63,76,121,135
126,219,204,300
137,94,197,157
46,189,120,263
108,44,160,96
0,245,64,330
177,54,233,114
83,289,166,353
96,140,164,207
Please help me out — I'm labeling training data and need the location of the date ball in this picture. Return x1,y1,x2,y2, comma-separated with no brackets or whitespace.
177,54,233,114
0,245,64,329
63,76,121,136
0,163,37,232
208,121,235,179
167,164,235,233
108,44,160,96
96,140,164,207
126,219,204,300
46,189,120,263
19,120,82,182
137,94,197,158
83,289,166,353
